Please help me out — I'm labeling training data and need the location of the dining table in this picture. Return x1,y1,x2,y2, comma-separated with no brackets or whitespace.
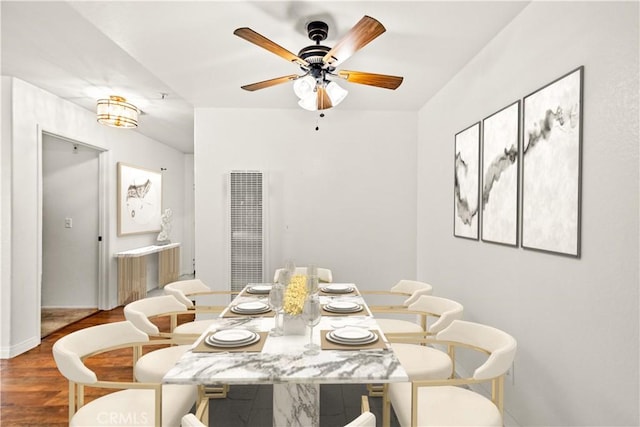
162,283,408,427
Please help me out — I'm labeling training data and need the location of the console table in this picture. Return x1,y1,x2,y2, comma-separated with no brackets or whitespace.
114,243,180,305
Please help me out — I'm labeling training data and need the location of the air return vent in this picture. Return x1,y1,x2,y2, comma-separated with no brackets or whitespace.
227,171,266,292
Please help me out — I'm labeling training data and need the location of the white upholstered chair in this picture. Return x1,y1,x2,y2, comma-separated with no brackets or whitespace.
52,320,197,427
273,267,333,283
123,295,195,383
123,294,216,340
363,279,434,336
181,414,206,427
124,295,223,422
344,395,377,427
384,320,517,427
388,295,464,381
164,278,234,312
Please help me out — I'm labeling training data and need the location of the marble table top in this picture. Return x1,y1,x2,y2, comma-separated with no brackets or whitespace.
163,291,408,386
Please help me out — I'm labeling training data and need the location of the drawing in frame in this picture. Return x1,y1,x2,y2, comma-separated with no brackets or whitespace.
454,122,480,240
481,100,520,246
521,66,583,257
117,162,162,236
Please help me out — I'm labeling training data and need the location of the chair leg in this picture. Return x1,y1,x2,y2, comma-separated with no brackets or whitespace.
382,384,391,427
196,386,210,424
68,381,76,421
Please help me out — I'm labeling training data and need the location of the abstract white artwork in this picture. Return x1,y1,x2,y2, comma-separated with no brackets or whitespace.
454,122,480,240
522,66,583,257
117,162,162,236
481,101,520,246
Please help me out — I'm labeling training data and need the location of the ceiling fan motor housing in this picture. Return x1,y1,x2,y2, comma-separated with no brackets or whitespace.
306,21,329,42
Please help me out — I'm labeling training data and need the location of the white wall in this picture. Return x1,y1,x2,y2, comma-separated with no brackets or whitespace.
195,108,416,295
42,134,99,307
417,2,638,426
1,77,192,358
183,154,195,276
1,76,12,356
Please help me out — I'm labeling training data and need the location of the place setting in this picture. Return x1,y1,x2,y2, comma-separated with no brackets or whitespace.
322,300,365,316
223,300,275,318
245,283,273,295
319,283,358,296
193,328,268,353
321,326,385,350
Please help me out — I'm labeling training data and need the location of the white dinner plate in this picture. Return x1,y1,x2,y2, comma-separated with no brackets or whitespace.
331,327,374,341
206,330,260,348
324,301,362,313
321,284,354,294
327,328,378,346
230,301,271,314
211,329,255,343
247,284,272,294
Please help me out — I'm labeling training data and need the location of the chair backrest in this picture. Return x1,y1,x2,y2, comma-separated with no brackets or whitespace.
273,267,333,283
390,280,433,306
165,279,211,307
181,414,205,427
436,320,517,380
407,295,464,334
344,412,376,427
53,321,148,384
123,295,188,335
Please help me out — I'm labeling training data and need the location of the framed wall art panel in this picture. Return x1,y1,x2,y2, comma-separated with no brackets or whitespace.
454,122,480,240
521,66,583,257
481,101,520,246
117,162,162,236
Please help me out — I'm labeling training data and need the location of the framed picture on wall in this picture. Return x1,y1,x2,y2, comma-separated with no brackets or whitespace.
454,122,480,240
521,66,583,257
117,162,162,236
481,101,520,246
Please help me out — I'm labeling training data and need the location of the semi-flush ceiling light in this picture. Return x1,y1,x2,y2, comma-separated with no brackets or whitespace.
294,78,348,111
96,95,139,128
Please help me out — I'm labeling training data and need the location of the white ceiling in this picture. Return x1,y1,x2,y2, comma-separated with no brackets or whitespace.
1,1,529,153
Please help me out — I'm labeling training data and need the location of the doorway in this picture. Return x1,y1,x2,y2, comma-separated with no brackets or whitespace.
41,133,102,337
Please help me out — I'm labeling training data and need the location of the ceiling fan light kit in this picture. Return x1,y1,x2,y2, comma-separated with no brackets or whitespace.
96,95,139,128
234,15,403,111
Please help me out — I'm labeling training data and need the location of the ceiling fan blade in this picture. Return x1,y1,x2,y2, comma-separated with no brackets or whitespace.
317,86,333,110
337,70,404,90
322,16,386,66
241,75,299,91
234,27,309,67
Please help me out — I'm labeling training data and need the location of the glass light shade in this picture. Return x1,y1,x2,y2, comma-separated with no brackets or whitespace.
325,81,348,106
298,92,318,111
96,95,139,128
293,76,316,99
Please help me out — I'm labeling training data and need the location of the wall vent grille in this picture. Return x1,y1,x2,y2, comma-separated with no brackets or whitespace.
227,171,265,292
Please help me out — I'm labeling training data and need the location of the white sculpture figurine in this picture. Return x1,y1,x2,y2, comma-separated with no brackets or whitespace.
157,208,173,244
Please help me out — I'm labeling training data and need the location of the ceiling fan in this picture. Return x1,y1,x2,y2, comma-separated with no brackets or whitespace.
233,15,403,111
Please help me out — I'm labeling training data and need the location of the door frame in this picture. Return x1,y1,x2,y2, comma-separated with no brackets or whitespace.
36,127,110,335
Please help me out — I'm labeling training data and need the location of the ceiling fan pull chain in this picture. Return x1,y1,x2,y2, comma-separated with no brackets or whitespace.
315,112,325,131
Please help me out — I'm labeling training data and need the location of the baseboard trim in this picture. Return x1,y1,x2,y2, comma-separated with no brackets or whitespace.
0,335,40,359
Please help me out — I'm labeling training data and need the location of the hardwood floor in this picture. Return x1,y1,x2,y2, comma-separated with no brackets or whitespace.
41,308,99,338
